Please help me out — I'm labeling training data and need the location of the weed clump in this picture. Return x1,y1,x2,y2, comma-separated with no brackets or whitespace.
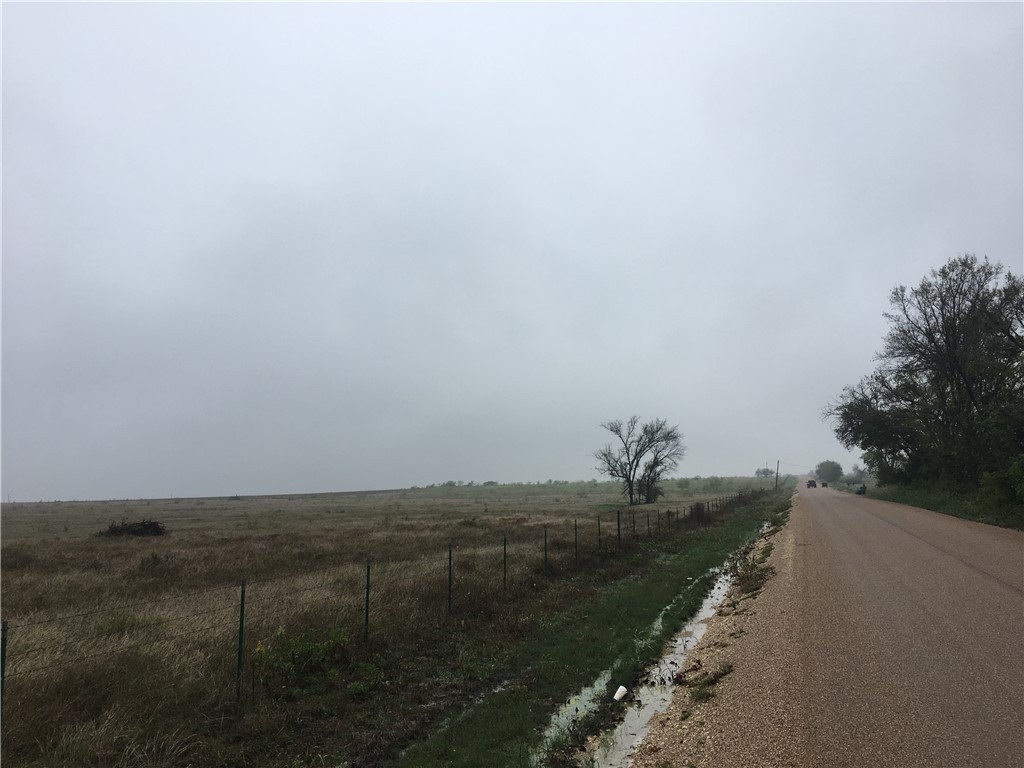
684,662,734,702
252,627,385,698
730,554,774,595
98,519,167,537
766,499,791,530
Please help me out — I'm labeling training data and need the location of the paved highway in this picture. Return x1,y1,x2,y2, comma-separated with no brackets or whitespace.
793,486,1023,767
634,486,1024,767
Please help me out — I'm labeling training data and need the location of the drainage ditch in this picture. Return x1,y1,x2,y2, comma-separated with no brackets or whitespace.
535,568,734,766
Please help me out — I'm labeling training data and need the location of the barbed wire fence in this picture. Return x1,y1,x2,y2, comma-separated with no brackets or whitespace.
0,493,754,729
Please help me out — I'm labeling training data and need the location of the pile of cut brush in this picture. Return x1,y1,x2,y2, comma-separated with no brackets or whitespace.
98,519,167,537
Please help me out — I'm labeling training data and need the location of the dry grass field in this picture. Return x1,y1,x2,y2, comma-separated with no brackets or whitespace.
0,477,779,767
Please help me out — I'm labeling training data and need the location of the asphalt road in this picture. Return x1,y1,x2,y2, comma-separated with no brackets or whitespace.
633,487,1024,768
793,487,1024,767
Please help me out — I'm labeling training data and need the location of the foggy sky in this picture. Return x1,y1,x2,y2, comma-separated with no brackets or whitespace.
3,3,1022,501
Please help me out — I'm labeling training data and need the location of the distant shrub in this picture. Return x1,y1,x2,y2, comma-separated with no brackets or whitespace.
98,519,167,537
703,476,724,492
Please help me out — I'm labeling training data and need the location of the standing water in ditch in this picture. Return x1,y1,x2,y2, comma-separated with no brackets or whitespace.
536,569,733,767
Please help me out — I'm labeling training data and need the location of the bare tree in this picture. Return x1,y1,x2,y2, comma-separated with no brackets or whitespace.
595,417,686,505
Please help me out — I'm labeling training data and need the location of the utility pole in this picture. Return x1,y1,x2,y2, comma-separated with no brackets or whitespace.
775,460,780,491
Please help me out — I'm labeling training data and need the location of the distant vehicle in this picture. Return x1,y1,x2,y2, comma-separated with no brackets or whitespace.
855,485,867,495
821,481,828,488
806,480,817,488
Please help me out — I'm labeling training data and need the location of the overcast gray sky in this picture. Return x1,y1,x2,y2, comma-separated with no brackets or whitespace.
3,2,1021,501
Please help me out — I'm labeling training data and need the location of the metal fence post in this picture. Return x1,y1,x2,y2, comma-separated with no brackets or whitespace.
1,619,8,719
364,560,371,640
235,579,246,702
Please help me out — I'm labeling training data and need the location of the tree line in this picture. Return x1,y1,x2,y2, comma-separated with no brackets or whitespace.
827,255,1023,517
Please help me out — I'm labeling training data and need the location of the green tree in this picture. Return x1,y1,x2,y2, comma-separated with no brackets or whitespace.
841,464,868,484
828,255,1023,489
595,417,686,505
815,460,843,483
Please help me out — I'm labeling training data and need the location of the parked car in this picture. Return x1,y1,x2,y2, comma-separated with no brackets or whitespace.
855,485,867,495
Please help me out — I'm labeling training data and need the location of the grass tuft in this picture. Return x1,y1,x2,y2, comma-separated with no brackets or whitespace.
684,662,734,702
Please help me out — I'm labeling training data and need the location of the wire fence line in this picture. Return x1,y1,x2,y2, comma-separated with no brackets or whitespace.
0,495,748,724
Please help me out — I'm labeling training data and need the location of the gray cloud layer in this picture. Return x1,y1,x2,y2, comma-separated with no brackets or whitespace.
3,3,1021,500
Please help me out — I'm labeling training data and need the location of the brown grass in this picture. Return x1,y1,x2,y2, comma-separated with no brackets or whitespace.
0,479,770,766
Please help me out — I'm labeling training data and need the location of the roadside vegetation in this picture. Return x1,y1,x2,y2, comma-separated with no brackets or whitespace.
864,482,1023,529
1,476,790,767
682,662,734,703
827,255,1023,529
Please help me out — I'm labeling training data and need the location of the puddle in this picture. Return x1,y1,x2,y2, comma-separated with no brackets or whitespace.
585,572,732,767
535,569,733,767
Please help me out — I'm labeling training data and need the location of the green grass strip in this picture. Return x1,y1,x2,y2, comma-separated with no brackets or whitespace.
395,494,791,768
